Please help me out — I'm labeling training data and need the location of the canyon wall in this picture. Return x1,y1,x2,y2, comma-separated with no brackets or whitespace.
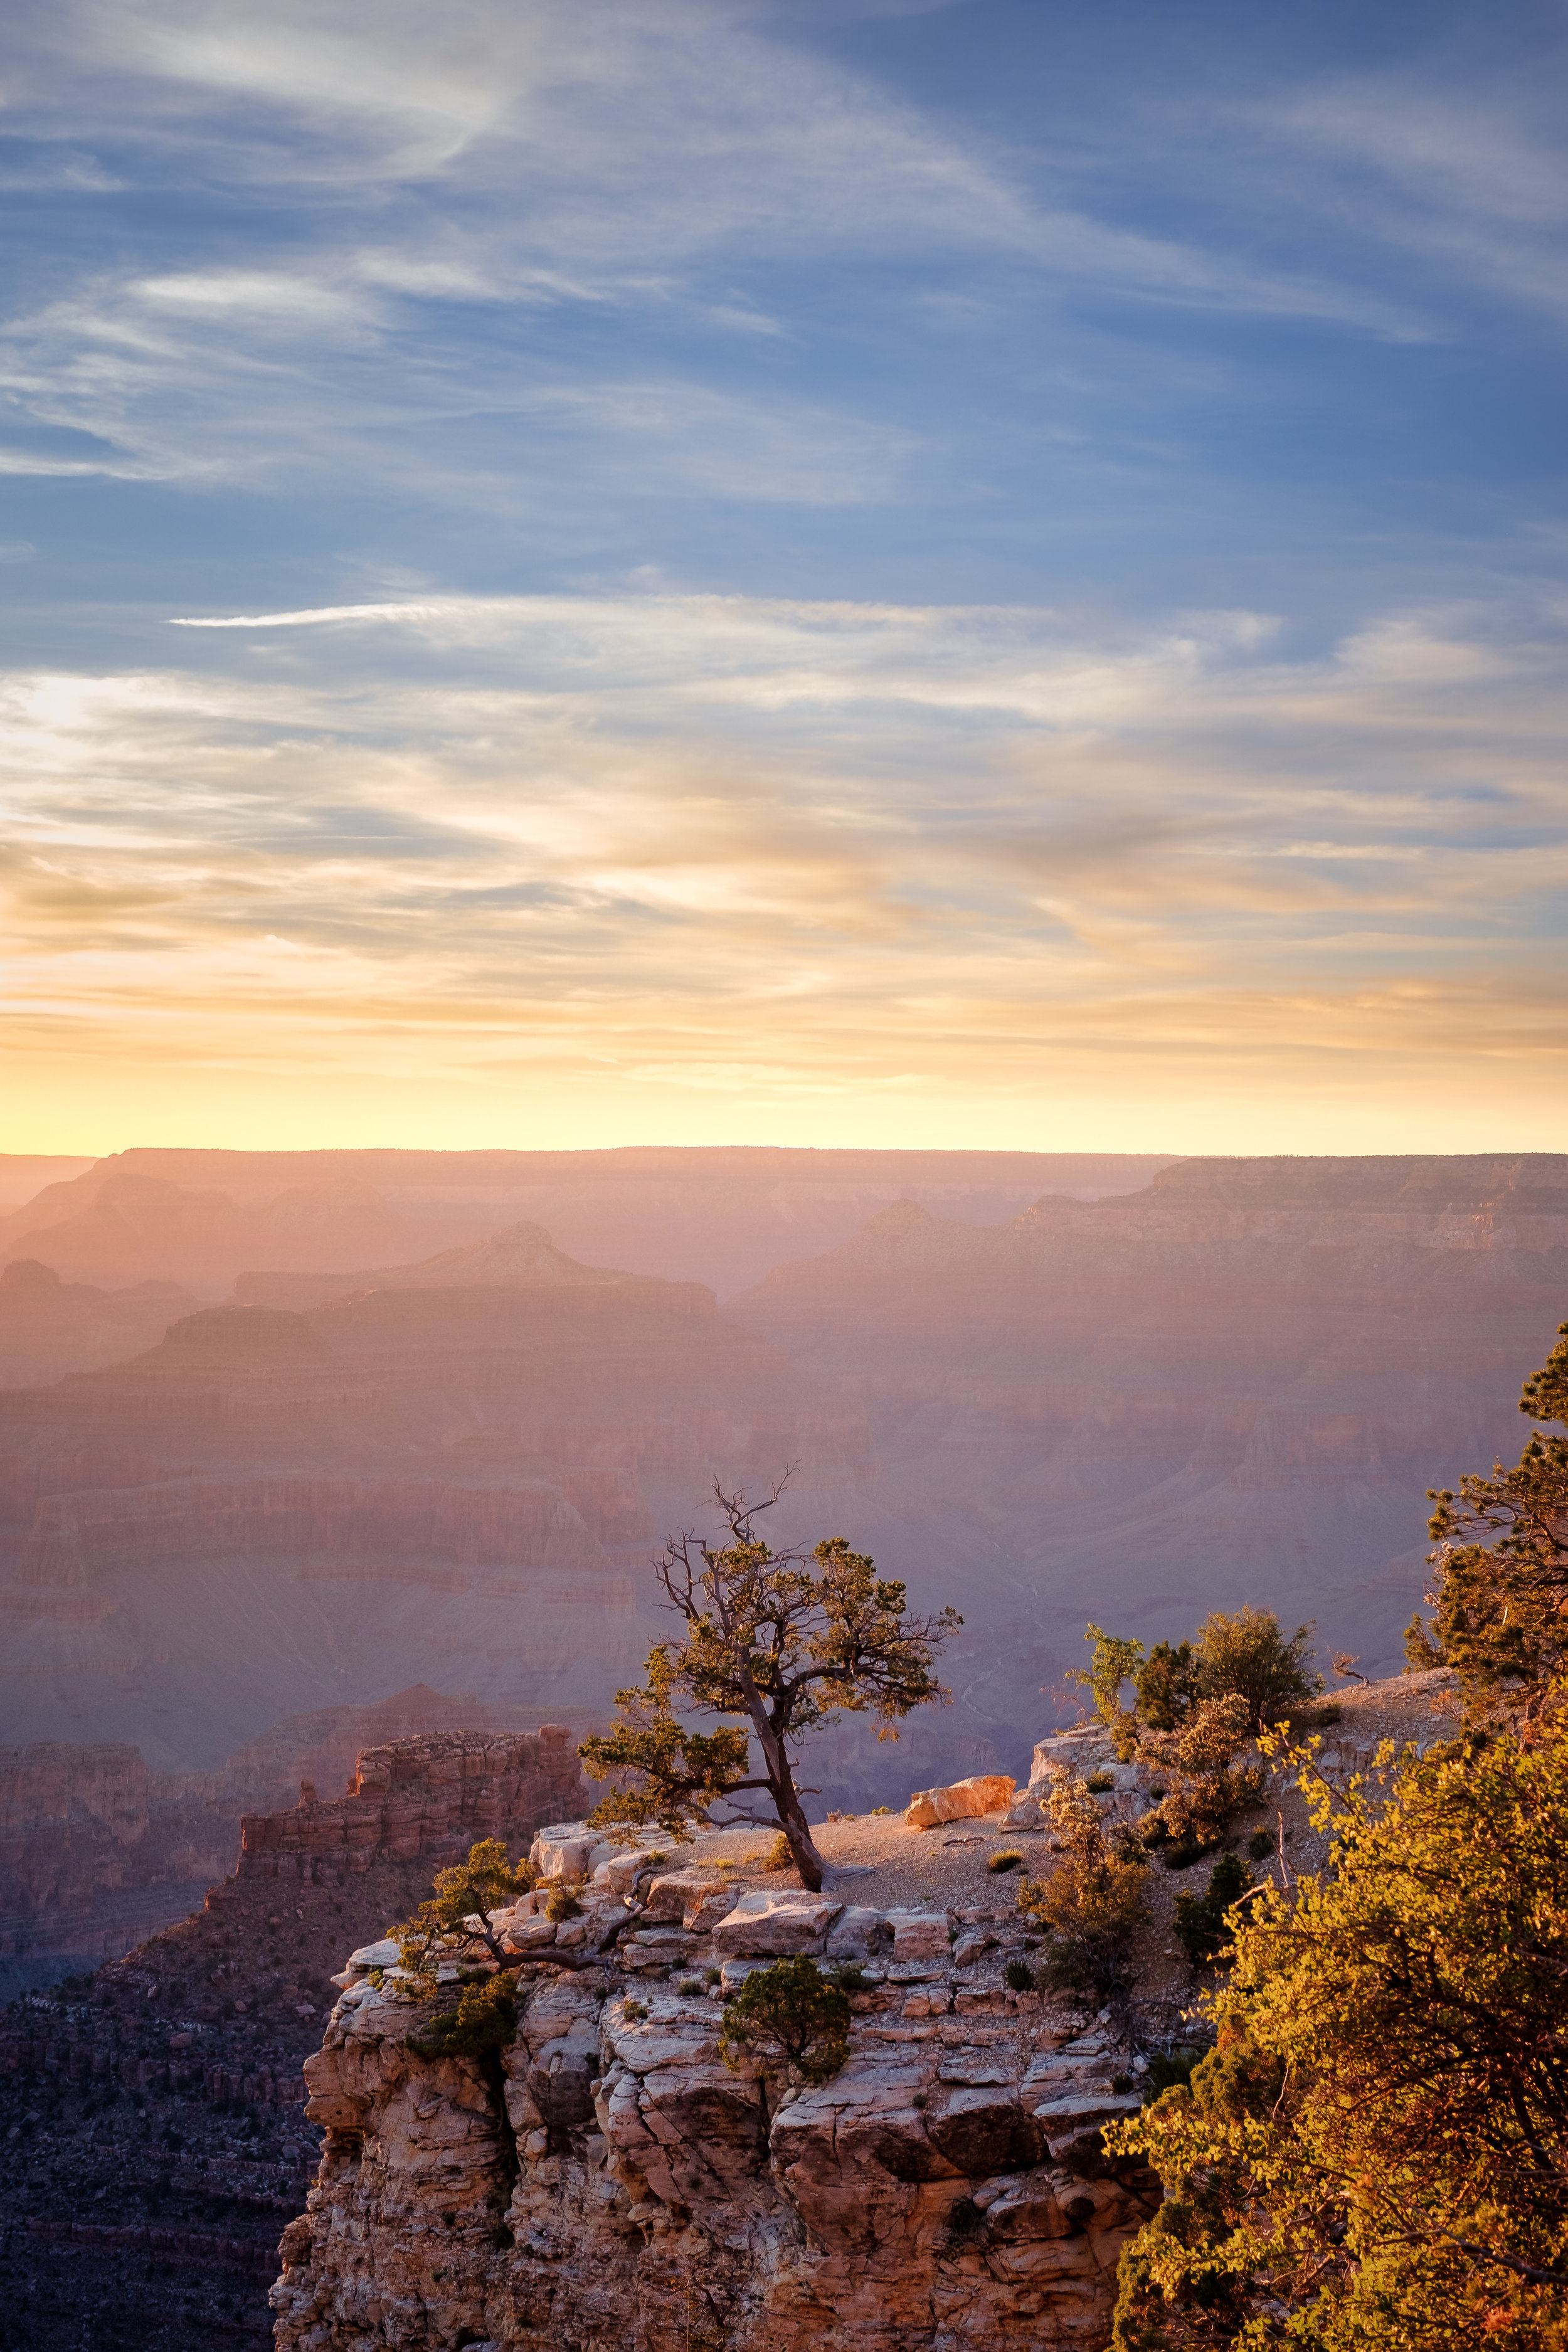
275,1892,1154,2352
0,1696,595,1984
0,1720,595,2352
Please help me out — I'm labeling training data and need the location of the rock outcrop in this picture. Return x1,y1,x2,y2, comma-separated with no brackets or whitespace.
272,1869,1158,2352
0,1693,594,1984
904,1774,1016,1830
238,1729,590,1886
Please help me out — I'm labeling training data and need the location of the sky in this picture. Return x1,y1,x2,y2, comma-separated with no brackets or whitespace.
1,0,1565,1155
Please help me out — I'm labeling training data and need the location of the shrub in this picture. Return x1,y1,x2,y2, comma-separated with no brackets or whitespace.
389,1838,535,1984
703,1966,722,1985
1085,1769,1115,1793
717,1957,852,2085
1108,1725,1568,2349
1018,1770,1148,2025
1172,1853,1254,1969
1194,1606,1320,1732
1141,2045,1203,2102
1246,1827,1274,1862
1137,1695,1265,1859
988,1848,1024,1873
871,1804,893,1815
831,1961,870,1993
1003,1958,1035,1992
406,1970,517,2062
763,1831,795,1873
543,1886,581,1923
677,1978,702,1994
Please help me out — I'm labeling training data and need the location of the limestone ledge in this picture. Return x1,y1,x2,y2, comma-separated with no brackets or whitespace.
273,1887,1157,2352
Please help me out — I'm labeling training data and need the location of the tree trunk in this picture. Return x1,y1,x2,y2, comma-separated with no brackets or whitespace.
767,1763,827,1892
744,1688,829,1892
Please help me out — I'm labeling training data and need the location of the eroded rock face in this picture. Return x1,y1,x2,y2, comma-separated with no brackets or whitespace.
272,1909,1158,2352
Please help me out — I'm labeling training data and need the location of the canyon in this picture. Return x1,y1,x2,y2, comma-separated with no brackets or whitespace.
1,1147,1563,1982
0,1722,592,2352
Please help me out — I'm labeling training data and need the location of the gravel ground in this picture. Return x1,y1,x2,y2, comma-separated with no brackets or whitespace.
649,1669,1463,2030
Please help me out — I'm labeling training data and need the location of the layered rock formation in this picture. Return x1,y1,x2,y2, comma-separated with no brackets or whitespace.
0,1238,850,1766
275,1882,1155,2352
0,1697,594,1993
0,1256,196,1387
0,1147,1163,1300
238,1729,590,1887
728,1151,1568,1754
0,1720,595,2352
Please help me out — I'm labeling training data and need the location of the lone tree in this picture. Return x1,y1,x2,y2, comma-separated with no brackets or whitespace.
579,1478,960,1892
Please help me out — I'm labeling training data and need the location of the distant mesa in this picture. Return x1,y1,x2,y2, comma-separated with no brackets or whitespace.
159,1305,327,1359
231,1219,684,1312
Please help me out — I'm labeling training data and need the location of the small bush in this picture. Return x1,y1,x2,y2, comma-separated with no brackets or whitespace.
544,1886,582,1923
871,1804,893,1816
1194,1606,1319,1732
1172,1852,1254,1969
677,1978,702,1994
1003,1958,1036,1992
1246,1827,1274,1861
406,1970,517,2061
718,1957,851,2084
763,1832,795,1873
1141,2045,1203,2101
1085,1770,1115,1793
912,2090,928,2109
1111,2071,1134,2094
831,1961,870,1993
989,1848,1024,1873
703,1966,722,1985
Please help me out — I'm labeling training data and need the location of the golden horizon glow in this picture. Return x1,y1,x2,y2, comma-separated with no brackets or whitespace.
4,592,1567,1161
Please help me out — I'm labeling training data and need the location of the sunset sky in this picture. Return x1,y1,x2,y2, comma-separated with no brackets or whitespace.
3,0,1565,1153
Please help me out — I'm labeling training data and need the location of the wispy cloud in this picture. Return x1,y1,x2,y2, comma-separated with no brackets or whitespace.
4,590,1565,1150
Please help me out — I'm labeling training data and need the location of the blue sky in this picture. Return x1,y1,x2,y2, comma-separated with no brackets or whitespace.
2,0,1565,1153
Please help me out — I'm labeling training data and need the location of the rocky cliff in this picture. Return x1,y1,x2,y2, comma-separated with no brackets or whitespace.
267,1671,1456,2352
0,1720,595,2352
273,1879,1156,2352
0,1695,596,1989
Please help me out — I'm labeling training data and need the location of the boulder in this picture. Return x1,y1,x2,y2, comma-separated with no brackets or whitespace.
643,1873,731,1930
711,1891,842,1957
529,1822,601,1883
903,1773,1015,1830
887,1910,951,1963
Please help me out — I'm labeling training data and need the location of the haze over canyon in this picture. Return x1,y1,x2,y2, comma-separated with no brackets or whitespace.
2,1145,1561,1974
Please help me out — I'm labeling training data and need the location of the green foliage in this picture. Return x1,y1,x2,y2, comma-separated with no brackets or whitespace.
717,1957,852,2085
543,1887,581,1922
1086,1769,1116,1793
1190,1606,1319,1734
1073,1623,1147,1756
1077,1608,1318,1766
763,1831,795,1873
390,1838,534,1984
1135,1640,1203,1731
1412,1320,1568,1723
1244,1828,1273,1862
1141,2047,1203,2102
830,1960,869,1993
1003,1957,1035,1991
578,1481,958,1888
1106,1725,1568,2351
988,1847,1024,1872
1171,1853,1254,1969
1137,1697,1264,1862
1018,1771,1148,2028
406,1969,517,2062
